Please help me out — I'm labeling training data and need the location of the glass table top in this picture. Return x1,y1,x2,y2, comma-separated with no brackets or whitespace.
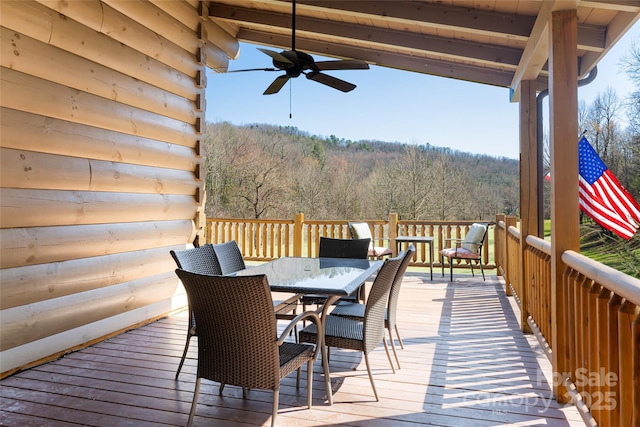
233,257,382,296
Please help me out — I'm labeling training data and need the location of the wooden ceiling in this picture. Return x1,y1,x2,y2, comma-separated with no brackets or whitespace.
206,0,640,98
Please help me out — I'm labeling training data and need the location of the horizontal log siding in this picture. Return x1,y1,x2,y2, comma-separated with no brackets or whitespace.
0,0,209,376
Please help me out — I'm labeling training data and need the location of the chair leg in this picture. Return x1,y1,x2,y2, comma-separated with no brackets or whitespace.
363,353,379,401
382,336,395,374
387,329,401,370
307,360,313,408
394,324,405,349
271,388,279,427
441,255,445,277
187,378,201,427
480,261,485,280
219,383,225,395
449,259,453,281
175,334,192,379
470,260,475,277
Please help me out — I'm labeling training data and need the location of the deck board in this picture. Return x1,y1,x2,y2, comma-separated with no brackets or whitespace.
1,272,584,426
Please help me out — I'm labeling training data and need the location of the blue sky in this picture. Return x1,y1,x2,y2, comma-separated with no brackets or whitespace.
206,23,639,160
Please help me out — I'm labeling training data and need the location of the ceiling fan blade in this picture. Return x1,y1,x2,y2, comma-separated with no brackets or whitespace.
307,72,356,92
258,48,293,65
264,75,291,95
314,59,370,71
227,68,278,73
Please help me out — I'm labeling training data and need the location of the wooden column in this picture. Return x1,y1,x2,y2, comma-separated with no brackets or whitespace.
388,212,398,256
519,80,537,333
549,9,579,403
293,212,304,257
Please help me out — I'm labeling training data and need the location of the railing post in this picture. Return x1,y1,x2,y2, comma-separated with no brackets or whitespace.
293,212,304,257
389,212,398,256
495,214,505,276
505,216,517,297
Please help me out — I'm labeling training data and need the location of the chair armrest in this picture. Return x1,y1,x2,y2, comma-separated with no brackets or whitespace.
273,293,303,315
277,310,321,346
444,237,464,247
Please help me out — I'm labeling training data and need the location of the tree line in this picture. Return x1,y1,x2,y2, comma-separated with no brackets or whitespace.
203,122,519,220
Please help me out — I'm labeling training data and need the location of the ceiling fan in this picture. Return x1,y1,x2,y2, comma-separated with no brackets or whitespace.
230,0,369,95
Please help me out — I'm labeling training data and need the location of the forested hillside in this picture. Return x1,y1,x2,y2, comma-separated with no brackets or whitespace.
203,122,519,220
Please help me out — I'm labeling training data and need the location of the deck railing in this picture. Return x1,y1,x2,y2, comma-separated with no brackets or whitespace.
205,213,495,272
494,214,640,427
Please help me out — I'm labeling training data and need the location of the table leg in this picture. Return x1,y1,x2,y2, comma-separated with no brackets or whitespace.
428,241,433,280
319,295,340,405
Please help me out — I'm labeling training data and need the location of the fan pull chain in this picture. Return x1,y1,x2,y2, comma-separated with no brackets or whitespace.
289,80,293,119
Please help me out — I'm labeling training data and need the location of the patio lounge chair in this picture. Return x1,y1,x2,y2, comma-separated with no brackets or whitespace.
175,270,320,427
439,222,489,281
348,221,393,259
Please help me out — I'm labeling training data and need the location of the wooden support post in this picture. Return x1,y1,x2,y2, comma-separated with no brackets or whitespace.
505,215,517,297
519,79,538,333
549,9,579,404
293,212,304,257
496,213,505,277
388,212,398,256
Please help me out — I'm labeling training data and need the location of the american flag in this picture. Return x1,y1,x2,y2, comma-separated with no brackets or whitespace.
578,136,640,239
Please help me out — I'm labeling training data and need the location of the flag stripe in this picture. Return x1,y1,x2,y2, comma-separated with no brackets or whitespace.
577,136,640,239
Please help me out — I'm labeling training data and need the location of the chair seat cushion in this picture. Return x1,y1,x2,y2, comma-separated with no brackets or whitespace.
370,246,393,257
332,301,390,323
440,247,480,259
279,342,315,378
299,315,364,351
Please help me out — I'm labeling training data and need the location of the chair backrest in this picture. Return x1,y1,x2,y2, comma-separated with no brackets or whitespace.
362,251,404,353
213,240,246,275
174,269,281,390
348,222,373,241
170,244,222,275
386,245,415,329
461,223,488,253
318,237,370,259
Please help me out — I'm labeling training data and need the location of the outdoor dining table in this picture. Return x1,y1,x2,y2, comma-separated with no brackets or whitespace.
232,256,383,404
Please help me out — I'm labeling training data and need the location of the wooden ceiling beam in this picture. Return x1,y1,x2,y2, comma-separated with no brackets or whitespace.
296,1,535,40
210,5,524,69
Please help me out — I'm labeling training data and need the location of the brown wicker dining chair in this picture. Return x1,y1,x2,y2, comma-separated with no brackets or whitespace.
213,239,302,325
298,251,404,401
300,237,371,312
169,244,222,378
330,245,416,370
175,270,321,427
211,240,246,275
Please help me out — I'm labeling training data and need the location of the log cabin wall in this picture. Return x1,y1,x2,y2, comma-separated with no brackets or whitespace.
0,0,236,377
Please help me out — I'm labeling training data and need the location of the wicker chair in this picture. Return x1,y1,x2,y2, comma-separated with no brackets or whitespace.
169,245,222,378
301,237,371,311
213,239,302,331
330,245,415,370
211,240,246,275
440,222,489,281
298,251,404,401
175,270,320,427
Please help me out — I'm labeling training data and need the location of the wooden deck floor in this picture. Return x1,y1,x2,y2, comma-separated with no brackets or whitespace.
1,273,584,426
